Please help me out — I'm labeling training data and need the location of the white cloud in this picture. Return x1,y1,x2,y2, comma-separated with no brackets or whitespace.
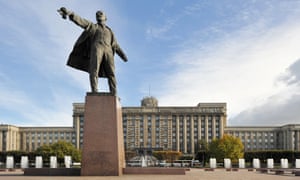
231,58,300,126
231,84,300,126
157,17,300,125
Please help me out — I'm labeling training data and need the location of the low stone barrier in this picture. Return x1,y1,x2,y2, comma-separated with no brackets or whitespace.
294,171,300,176
123,167,186,175
258,168,268,173
24,168,80,176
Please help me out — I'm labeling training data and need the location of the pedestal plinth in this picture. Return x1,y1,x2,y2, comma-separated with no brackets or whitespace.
81,93,124,176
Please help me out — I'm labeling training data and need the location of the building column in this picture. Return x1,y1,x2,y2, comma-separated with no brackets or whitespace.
21,132,26,151
205,115,208,142
212,116,216,139
7,129,11,151
295,131,299,151
151,115,155,148
0,130,2,151
167,115,172,150
198,115,201,141
136,115,140,148
282,131,286,150
176,115,180,152
298,130,300,151
74,116,80,149
191,116,195,154
183,115,187,154
291,131,295,150
219,115,224,138
143,115,147,148
297,130,300,151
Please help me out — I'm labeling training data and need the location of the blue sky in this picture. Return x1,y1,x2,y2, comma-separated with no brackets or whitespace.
1,0,300,126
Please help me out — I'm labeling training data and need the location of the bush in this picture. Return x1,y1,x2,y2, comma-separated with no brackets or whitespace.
152,151,182,162
244,150,300,163
35,141,81,163
0,141,81,166
209,135,244,163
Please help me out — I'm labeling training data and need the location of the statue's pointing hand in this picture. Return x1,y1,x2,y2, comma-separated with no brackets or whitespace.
57,7,71,19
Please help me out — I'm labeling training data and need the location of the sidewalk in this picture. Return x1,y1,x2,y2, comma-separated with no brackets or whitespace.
0,168,298,180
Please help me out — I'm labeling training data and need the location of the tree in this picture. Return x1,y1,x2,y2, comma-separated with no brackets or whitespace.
35,145,53,162
35,141,81,163
125,151,136,161
198,139,209,152
209,135,244,163
152,151,182,163
197,139,209,165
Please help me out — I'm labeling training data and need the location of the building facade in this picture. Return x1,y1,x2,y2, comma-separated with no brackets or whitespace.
0,97,300,153
121,97,227,154
226,124,300,151
0,125,76,152
19,127,76,152
0,125,20,151
72,97,227,154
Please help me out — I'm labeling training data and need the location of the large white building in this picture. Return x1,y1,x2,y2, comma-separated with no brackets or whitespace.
0,97,300,153
226,124,300,151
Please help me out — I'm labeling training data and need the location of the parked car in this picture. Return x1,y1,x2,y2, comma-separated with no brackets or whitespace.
192,160,201,167
158,160,166,167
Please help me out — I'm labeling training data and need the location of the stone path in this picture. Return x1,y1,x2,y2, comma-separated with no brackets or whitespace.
0,168,298,180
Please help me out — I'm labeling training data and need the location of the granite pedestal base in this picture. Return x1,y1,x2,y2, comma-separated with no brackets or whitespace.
81,93,125,176
24,168,80,176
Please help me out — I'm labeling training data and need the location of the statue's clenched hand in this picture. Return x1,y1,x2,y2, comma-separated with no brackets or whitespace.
57,7,71,19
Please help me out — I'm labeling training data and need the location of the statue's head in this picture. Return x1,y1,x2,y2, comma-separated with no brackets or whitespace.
96,11,107,23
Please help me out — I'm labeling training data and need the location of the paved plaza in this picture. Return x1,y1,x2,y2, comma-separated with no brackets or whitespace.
0,168,298,180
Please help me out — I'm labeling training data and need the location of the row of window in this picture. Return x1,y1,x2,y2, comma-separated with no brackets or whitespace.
26,132,74,137
228,131,275,137
246,144,275,149
123,115,222,122
241,139,275,143
27,138,76,143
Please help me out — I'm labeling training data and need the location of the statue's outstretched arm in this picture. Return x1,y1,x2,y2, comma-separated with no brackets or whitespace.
57,7,92,30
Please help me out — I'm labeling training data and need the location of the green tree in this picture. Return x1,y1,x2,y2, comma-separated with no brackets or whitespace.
209,135,244,163
153,151,182,163
35,141,81,163
35,145,54,162
125,151,136,161
198,139,209,152
197,139,209,165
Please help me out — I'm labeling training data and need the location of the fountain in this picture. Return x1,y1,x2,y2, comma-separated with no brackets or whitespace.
50,156,57,168
6,156,14,169
64,156,72,168
224,158,231,169
267,158,274,169
209,158,217,168
35,156,43,168
296,159,300,168
21,156,29,168
238,158,245,168
128,155,157,167
141,156,147,167
253,158,260,169
280,158,288,168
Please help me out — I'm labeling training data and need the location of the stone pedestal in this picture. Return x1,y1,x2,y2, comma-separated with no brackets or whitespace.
81,93,124,176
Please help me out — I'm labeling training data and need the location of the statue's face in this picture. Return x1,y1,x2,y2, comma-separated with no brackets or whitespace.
96,11,106,23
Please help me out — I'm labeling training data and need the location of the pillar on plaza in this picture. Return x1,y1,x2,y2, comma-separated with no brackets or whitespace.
81,93,125,176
